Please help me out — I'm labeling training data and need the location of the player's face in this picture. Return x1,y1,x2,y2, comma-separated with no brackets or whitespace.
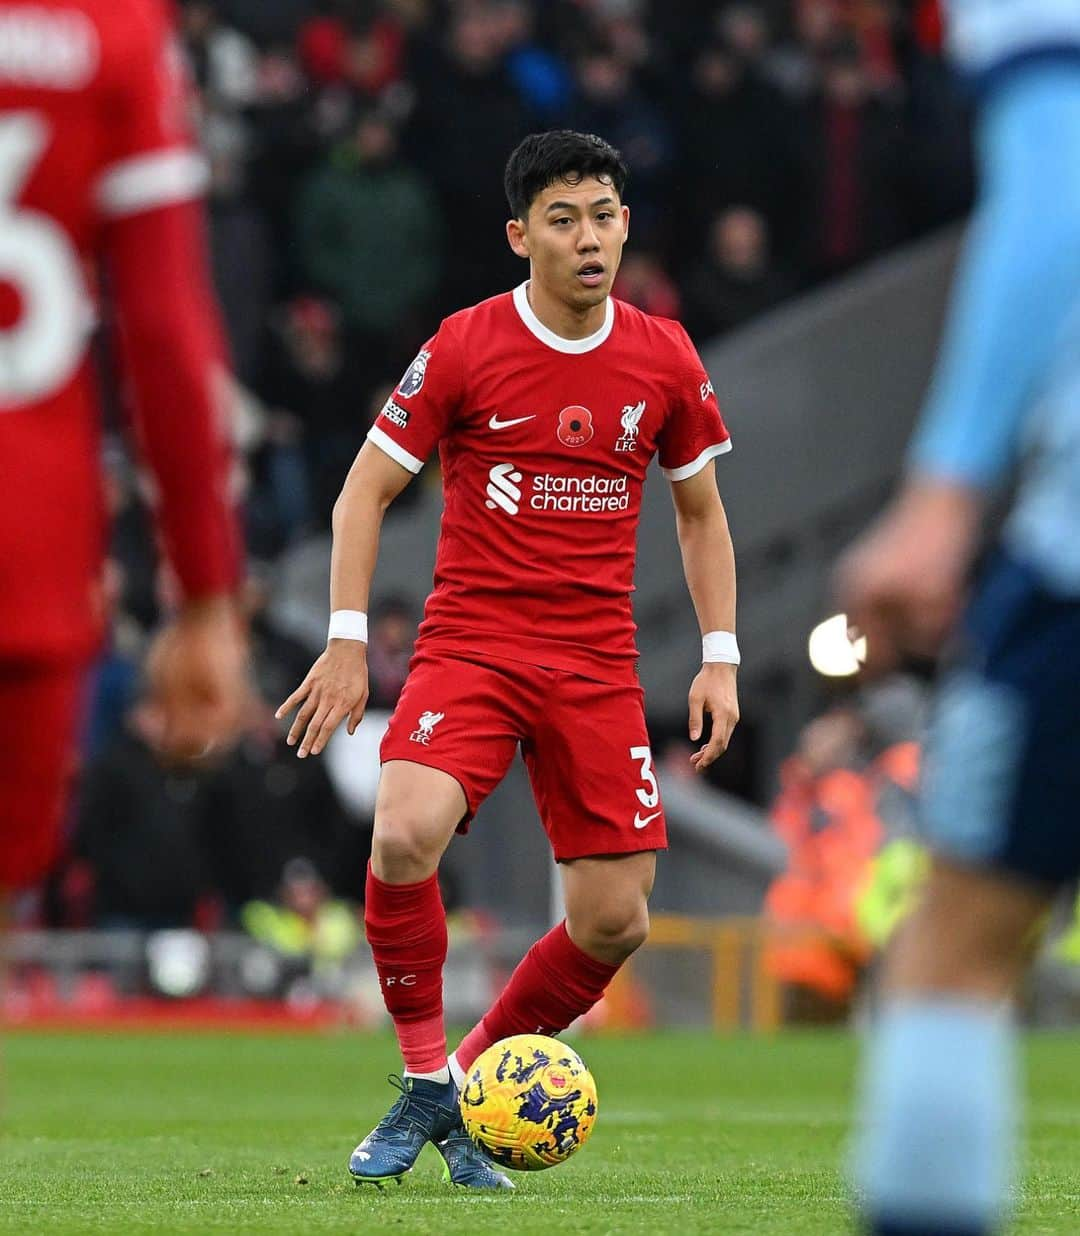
507,176,629,312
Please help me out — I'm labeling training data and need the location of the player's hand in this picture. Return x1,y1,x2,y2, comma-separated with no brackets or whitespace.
835,479,982,674
145,594,251,763
687,662,739,773
275,639,369,758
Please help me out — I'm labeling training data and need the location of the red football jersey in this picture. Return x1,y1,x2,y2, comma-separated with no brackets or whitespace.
368,283,731,684
0,0,238,661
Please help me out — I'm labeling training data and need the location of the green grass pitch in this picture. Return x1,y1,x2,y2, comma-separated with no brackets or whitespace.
2,1029,1078,1234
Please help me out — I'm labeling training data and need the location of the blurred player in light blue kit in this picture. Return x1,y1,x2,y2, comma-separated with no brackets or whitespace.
836,2,1080,1233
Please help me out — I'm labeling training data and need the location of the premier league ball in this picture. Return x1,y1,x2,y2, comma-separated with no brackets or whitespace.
459,1034,598,1171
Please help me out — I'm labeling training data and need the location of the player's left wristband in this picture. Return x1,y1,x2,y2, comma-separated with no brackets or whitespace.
702,630,740,666
328,609,368,643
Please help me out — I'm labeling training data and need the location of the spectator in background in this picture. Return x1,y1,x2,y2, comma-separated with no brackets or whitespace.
677,39,797,258
241,857,361,990
201,573,359,909
202,113,272,386
321,592,419,826
384,0,433,34
764,0,844,100
365,594,418,710
179,2,272,385
681,207,794,340
407,5,531,308
181,0,259,112
75,693,216,930
498,0,575,123
899,32,974,234
215,0,313,47
612,251,681,320
796,36,905,281
246,45,325,295
295,109,441,381
297,3,406,99
255,296,366,539
570,42,672,242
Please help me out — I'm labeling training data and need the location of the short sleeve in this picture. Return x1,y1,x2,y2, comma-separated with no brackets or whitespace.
366,320,465,473
95,0,208,220
656,324,732,481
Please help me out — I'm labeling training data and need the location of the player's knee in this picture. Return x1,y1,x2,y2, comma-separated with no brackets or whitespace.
887,865,1050,999
571,901,649,962
370,811,442,883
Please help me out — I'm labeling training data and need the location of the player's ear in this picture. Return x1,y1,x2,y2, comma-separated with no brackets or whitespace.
506,216,530,259
621,204,630,240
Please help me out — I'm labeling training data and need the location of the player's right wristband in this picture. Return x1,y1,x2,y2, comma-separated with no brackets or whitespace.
702,630,740,665
328,609,368,643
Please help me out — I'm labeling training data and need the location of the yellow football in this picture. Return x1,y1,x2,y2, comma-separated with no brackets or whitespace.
459,1034,599,1171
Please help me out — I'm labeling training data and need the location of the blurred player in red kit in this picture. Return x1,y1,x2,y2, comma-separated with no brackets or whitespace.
278,130,740,1189
0,0,248,899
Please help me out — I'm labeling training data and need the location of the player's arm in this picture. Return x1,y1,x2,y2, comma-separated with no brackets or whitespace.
670,464,739,772
837,63,1080,667
104,198,250,761
96,0,249,760
276,441,414,758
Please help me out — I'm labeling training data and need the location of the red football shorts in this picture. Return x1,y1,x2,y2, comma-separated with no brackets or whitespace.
379,652,667,861
0,661,86,889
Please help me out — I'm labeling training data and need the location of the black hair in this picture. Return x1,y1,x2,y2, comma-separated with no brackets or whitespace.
504,130,628,220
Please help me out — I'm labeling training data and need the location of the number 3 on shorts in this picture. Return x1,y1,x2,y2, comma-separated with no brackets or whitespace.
629,745,659,809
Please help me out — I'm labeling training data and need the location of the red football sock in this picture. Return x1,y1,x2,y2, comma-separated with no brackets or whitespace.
455,921,618,1071
364,863,448,1074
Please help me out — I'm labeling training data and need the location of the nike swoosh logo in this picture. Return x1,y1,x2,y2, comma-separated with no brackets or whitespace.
489,413,536,430
634,809,662,830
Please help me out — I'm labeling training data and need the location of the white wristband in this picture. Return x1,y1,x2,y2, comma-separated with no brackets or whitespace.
702,630,740,665
328,609,368,643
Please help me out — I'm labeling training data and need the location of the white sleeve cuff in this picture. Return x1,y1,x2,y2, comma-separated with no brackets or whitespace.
97,148,208,217
367,424,424,474
661,439,732,482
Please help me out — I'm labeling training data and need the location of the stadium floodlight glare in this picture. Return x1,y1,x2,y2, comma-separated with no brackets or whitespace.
808,613,867,677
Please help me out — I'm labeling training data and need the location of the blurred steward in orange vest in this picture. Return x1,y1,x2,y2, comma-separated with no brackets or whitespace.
763,679,927,1019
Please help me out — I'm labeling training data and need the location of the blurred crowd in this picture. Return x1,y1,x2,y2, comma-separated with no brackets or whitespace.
188,0,971,557
36,0,974,933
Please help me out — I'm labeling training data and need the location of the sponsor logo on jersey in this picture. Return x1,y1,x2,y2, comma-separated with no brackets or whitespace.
485,463,524,515
485,462,629,516
700,379,714,401
409,710,444,745
380,398,410,429
615,400,645,452
397,348,431,399
557,405,594,447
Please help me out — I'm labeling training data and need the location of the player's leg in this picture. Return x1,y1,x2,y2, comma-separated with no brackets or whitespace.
350,654,525,1190
0,660,85,892
451,673,662,1078
561,850,655,963
0,659,85,1116
365,759,465,1080
857,859,1052,1236
453,852,654,1078
855,556,1080,1236
353,759,499,1188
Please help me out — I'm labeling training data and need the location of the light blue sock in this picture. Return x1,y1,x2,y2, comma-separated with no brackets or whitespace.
854,999,1017,1232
